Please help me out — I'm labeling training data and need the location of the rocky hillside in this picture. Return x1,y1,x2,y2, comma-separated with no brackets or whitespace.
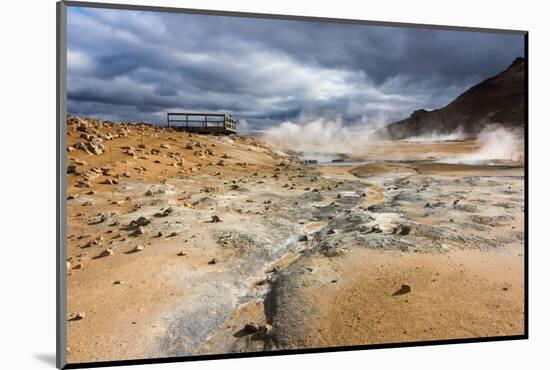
383,57,525,139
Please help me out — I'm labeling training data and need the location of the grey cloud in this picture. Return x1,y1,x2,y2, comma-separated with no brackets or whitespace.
67,7,524,130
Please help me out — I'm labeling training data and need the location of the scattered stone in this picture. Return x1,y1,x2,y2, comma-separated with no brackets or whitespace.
102,178,119,185
392,284,411,296
132,227,145,236
244,323,260,333
155,207,173,217
131,216,151,227
263,324,273,337
70,312,86,321
98,248,114,258
67,165,77,174
392,224,411,236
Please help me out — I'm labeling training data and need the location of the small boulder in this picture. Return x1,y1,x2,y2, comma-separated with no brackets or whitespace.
98,248,114,258
392,284,411,296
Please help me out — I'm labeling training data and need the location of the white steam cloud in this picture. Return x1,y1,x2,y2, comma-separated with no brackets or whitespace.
262,117,382,157
440,125,523,164
403,127,466,142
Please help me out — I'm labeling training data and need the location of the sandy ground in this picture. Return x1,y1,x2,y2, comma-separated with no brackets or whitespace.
65,116,525,363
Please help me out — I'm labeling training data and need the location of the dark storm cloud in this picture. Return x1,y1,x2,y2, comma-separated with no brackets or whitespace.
67,7,524,131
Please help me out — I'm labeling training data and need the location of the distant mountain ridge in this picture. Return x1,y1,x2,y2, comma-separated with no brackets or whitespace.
383,57,525,139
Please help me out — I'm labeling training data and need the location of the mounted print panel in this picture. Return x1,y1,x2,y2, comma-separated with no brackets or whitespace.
57,1,527,368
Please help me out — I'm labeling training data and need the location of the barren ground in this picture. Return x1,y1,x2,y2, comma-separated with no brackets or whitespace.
65,116,524,363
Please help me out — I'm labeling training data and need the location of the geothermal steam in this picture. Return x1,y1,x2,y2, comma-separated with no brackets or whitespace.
262,118,377,156
440,126,523,164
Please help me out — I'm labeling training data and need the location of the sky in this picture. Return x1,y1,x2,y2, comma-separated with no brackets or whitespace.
67,6,524,132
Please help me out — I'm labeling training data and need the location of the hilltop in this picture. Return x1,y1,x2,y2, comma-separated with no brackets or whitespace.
383,57,525,139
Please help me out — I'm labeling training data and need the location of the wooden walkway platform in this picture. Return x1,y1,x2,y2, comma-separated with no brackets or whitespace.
166,113,237,134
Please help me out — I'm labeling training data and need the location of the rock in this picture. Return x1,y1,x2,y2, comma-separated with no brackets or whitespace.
211,215,222,223
392,284,411,296
208,258,219,265
221,153,230,159
392,224,411,236
66,261,71,270
113,280,124,285
160,143,170,149
155,207,173,217
131,216,151,227
185,143,194,150
67,165,77,174
177,251,186,256
168,231,178,237
133,227,145,236
133,245,145,252
71,312,86,321
243,323,260,333
217,160,227,166
102,178,119,185
368,224,382,234
156,231,163,237
298,235,308,242
76,180,92,188
98,248,114,258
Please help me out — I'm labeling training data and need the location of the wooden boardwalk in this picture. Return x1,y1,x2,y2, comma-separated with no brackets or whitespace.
166,113,237,134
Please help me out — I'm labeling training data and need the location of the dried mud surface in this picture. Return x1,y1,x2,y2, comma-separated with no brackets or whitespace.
65,116,524,363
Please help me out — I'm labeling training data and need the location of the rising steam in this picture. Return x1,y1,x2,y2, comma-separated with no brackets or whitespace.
403,127,466,142
262,117,380,157
440,125,523,164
